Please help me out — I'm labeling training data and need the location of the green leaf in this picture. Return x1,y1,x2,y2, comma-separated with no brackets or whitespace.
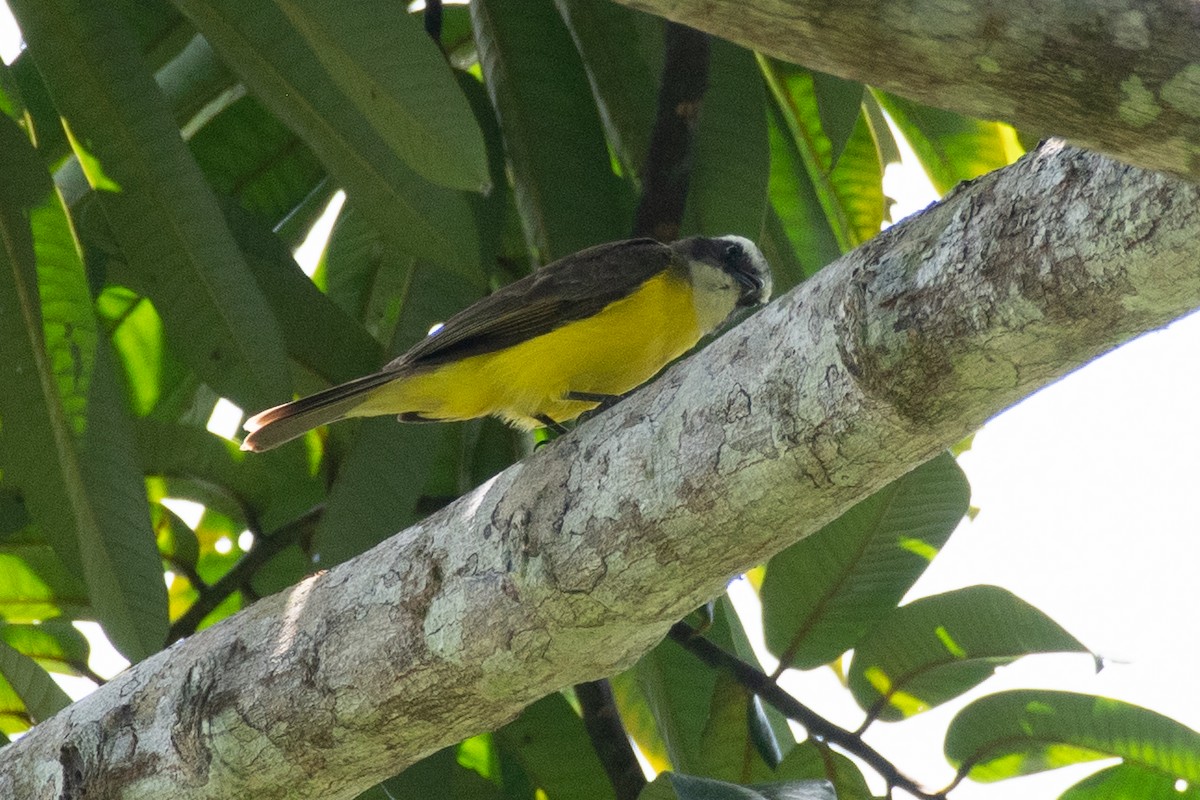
762,452,969,670
873,90,1023,195
810,72,863,169
681,39,769,241
1,620,90,676
0,112,90,578
154,503,200,571
154,33,238,130
275,0,489,193
31,188,97,439
611,665,673,774
220,198,383,384
759,59,883,249
472,0,633,260
361,746,500,800
188,94,327,227
697,597,795,779
554,0,661,177
75,341,169,660
944,690,1200,783
1060,763,1200,800
774,742,874,800
172,0,481,276
848,585,1088,722
110,0,188,69
641,772,836,800
631,635,719,773
0,638,71,726
495,692,615,799
764,102,841,284
698,673,779,784
95,285,190,418
311,420,442,568
15,0,293,412
0,528,90,622
7,54,71,166
312,201,388,319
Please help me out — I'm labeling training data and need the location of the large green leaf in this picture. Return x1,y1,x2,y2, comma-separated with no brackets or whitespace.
698,673,780,784
872,90,1023,195
13,0,292,412
631,634,719,774
311,420,443,568
0,118,78,595
275,0,489,193
681,39,769,241
8,54,71,167
759,59,883,249
75,341,170,660
764,103,841,285
472,0,633,261
24,181,97,443
0,639,71,732
172,0,481,276
809,72,863,170
641,772,835,800
1060,763,1200,800
495,692,615,800
554,0,660,178
360,746,500,800
848,585,1088,722
0,529,90,623
220,198,383,384
0,112,165,659
95,285,190,418
945,690,1200,783
1,621,90,677
761,452,970,670
189,95,326,227
313,201,389,320
155,34,238,130
695,598,794,782
611,665,673,775
134,419,271,515
772,742,873,800
111,0,189,69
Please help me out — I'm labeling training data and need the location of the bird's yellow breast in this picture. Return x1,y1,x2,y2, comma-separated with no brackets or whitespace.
353,270,707,428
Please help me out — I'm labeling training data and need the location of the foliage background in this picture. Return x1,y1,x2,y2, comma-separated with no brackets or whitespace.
0,1,1197,799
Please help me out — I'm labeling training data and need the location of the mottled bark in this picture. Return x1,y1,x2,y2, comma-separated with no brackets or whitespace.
614,0,1200,180
3,143,1199,799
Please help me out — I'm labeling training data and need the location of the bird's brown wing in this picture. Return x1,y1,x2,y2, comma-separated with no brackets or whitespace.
391,238,678,370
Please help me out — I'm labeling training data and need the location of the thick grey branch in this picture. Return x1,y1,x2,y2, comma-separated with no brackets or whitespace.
613,0,1200,180
3,143,1199,798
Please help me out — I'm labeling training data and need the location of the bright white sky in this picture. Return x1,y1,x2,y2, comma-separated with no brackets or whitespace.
5,7,1199,798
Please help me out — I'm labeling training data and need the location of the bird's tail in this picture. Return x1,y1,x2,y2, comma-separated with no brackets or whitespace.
241,371,398,452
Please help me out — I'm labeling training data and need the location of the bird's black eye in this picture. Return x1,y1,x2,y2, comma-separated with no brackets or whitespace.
723,242,744,262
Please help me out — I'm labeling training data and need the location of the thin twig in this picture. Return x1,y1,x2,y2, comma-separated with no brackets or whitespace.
667,622,947,800
167,505,323,643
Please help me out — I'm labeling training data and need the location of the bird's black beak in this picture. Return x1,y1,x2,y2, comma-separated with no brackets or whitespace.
733,269,767,307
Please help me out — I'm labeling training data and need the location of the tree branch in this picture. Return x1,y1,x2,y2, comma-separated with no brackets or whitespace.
666,622,944,799
612,0,1200,181
4,144,1200,798
575,680,647,800
632,22,710,240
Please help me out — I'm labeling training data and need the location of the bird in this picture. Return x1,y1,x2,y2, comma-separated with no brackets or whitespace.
241,235,772,452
